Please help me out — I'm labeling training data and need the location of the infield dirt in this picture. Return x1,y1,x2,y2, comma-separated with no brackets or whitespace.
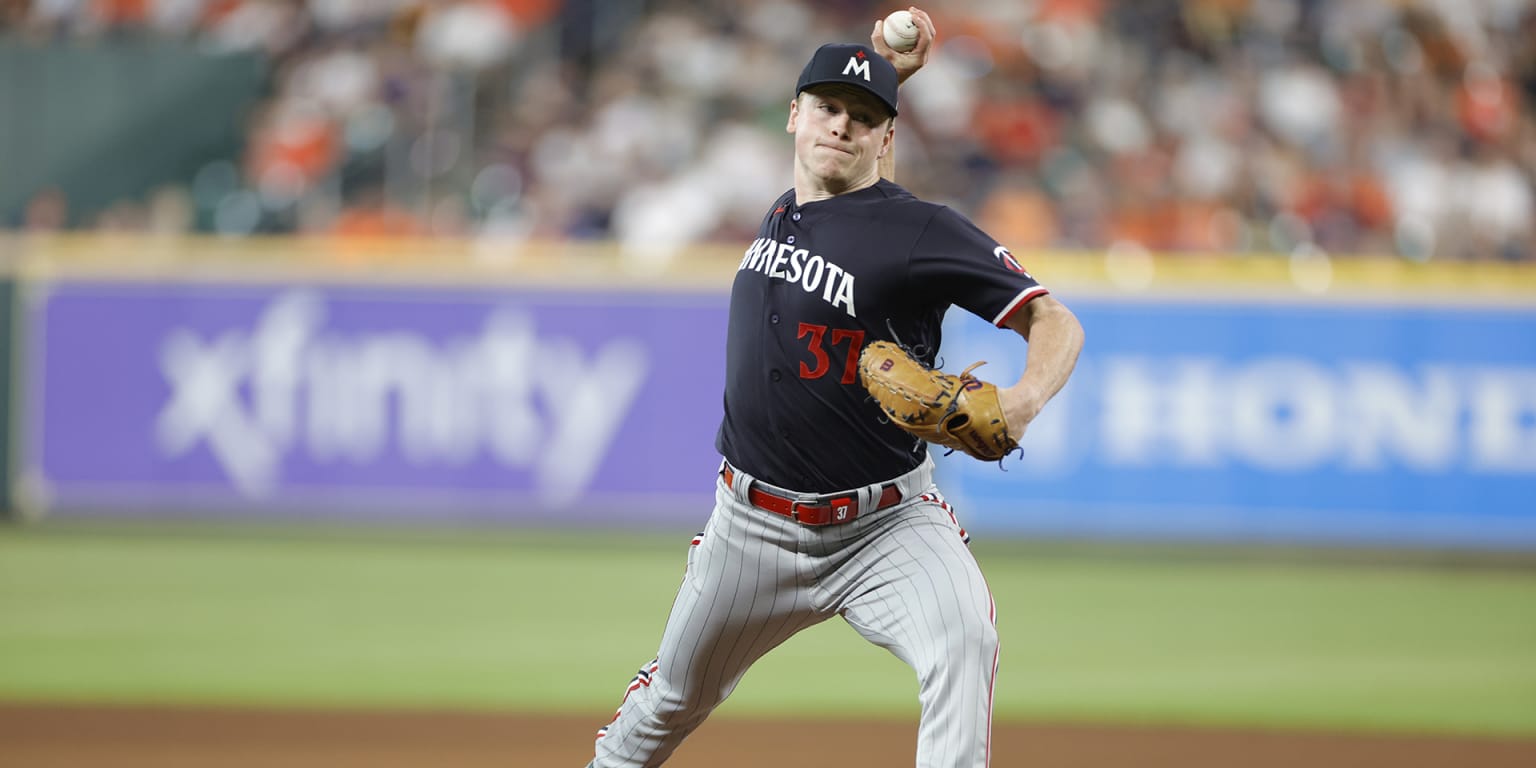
3,704,1534,767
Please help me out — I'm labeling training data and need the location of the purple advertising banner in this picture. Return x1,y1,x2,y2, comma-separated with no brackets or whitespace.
25,280,730,526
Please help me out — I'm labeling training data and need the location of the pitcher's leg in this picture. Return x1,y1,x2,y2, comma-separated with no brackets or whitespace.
835,498,999,768
592,493,819,768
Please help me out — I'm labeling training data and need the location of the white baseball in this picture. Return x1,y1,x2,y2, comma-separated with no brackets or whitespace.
882,10,919,53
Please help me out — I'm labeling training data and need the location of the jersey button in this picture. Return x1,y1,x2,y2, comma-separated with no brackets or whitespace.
770,370,782,382
786,235,796,244
770,313,780,324
791,213,801,221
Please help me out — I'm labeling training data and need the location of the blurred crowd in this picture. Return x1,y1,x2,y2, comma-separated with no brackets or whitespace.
5,0,1536,261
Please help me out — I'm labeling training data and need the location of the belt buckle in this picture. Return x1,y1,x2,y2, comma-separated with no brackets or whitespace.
789,493,821,524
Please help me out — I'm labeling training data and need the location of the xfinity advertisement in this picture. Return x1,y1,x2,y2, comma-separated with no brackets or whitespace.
24,281,728,525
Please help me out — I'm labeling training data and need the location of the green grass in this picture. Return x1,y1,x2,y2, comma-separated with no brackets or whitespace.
1,522,1534,738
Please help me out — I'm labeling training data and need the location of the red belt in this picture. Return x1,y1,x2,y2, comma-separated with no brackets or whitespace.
721,464,902,526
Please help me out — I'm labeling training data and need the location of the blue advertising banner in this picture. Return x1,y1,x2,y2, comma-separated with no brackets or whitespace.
24,281,730,526
933,299,1536,549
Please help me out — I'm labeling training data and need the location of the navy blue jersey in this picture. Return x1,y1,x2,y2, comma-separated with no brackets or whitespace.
715,179,1049,492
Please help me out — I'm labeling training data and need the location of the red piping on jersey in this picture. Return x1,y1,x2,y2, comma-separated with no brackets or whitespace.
992,286,1050,328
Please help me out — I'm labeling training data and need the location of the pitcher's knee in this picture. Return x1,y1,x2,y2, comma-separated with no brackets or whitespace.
918,607,998,679
975,618,999,657
955,596,998,646
637,678,728,733
959,615,999,663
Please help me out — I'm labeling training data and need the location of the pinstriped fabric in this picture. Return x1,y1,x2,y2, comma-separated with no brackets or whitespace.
821,490,997,767
592,483,818,767
591,477,997,768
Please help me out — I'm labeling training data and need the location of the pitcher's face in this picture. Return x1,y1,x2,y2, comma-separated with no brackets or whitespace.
789,86,894,189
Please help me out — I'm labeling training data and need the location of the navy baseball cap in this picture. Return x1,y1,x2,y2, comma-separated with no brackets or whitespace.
795,43,899,118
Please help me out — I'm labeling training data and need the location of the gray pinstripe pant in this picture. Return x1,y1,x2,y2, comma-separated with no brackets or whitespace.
591,459,999,767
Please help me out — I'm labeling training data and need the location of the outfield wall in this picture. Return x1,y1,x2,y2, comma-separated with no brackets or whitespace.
937,300,1536,549
8,236,1536,549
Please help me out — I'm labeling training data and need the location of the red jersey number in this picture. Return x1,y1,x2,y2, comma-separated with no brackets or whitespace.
797,323,865,384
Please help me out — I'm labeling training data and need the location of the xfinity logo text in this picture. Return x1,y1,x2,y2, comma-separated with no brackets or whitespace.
155,292,650,504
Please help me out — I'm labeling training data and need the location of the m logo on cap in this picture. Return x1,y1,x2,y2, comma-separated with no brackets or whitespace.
843,56,871,81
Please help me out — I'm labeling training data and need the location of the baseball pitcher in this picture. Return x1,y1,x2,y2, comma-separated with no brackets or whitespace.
588,8,1085,767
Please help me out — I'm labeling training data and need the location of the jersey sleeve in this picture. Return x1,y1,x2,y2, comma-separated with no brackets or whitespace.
908,206,1049,327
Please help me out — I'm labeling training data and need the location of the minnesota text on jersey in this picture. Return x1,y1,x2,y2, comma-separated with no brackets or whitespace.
739,237,859,318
